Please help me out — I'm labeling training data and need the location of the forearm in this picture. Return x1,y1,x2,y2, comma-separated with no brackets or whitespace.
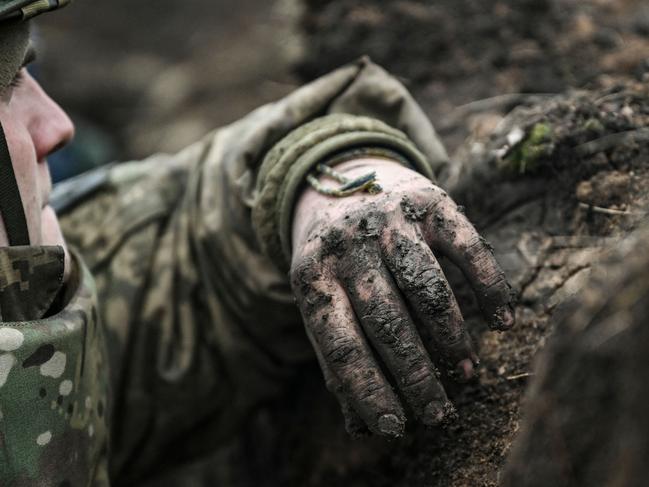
57,57,455,475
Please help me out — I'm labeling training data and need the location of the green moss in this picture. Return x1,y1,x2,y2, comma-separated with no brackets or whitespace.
583,117,605,134
504,122,555,174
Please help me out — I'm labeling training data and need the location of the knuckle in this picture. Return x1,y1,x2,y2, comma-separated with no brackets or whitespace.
474,264,514,306
366,303,406,344
484,270,510,296
326,336,364,367
375,316,403,344
433,320,465,347
319,227,348,259
417,277,454,317
355,374,389,402
418,267,447,292
461,234,484,255
290,259,336,317
290,256,319,295
464,234,495,262
422,187,450,213
433,331,471,365
402,361,436,390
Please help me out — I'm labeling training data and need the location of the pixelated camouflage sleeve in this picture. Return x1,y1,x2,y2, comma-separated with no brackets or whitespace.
57,57,448,483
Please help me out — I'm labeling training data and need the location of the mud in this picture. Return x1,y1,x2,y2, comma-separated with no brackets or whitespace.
385,232,459,364
291,194,498,443
292,0,649,154
400,196,428,222
225,75,649,486
502,225,649,487
319,227,348,259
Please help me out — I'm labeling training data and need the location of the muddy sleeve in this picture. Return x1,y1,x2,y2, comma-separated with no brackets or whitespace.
58,57,448,482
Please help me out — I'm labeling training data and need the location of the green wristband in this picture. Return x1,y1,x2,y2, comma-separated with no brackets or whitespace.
252,114,435,271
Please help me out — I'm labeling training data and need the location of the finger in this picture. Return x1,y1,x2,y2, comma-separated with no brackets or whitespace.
306,327,369,437
291,260,406,437
422,196,515,331
339,244,455,426
380,228,478,381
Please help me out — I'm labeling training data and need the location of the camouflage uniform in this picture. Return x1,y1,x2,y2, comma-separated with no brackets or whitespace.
0,6,451,480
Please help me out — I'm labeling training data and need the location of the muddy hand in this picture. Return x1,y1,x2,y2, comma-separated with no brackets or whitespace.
290,158,514,438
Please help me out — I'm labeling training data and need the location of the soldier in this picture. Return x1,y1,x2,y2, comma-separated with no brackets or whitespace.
0,1,515,485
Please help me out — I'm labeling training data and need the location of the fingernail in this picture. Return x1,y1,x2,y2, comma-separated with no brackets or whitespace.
423,400,456,426
378,414,405,437
455,358,475,382
492,305,515,331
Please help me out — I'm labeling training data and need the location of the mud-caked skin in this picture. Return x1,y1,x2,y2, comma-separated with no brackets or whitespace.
291,159,515,437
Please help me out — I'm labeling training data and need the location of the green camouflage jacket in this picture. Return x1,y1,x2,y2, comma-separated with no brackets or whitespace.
2,58,449,485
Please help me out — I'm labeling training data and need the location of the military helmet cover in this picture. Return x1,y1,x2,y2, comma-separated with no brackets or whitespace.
0,0,71,91
0,0,70,22
0,21,28,92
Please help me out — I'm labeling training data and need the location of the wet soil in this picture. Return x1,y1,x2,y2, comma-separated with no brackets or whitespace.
212,3,649,485
231,77,649,487
293,0,649,155
502,224,649,487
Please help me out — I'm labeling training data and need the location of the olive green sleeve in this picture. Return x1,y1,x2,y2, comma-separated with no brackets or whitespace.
58,57,449,483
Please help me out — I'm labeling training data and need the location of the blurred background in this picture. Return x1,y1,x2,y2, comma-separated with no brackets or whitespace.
35,0,301,180
35,0,649,181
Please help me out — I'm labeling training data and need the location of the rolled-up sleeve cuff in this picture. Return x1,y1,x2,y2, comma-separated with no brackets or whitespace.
252,113,435,271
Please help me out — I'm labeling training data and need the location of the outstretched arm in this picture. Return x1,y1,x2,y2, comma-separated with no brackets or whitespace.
59,57,514,481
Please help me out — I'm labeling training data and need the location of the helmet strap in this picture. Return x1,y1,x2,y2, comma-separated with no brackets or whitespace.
0,120,30,245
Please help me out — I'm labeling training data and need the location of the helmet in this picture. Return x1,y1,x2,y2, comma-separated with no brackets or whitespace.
0,0,70,22
0,0,71,246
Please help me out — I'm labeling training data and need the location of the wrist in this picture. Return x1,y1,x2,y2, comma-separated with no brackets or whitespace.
253,114,436,271
301,155,421,196
292,158,421,252
327,156,407,177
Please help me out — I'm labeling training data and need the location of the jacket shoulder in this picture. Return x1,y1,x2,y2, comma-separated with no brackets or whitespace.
51,164,113,215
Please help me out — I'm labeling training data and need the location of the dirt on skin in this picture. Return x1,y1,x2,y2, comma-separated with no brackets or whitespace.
213,76,649,487
249,9,649,480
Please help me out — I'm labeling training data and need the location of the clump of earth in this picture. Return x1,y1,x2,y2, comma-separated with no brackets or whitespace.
292,0,649,154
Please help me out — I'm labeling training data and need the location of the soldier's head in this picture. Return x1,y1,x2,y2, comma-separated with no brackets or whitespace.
0,2,75,276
